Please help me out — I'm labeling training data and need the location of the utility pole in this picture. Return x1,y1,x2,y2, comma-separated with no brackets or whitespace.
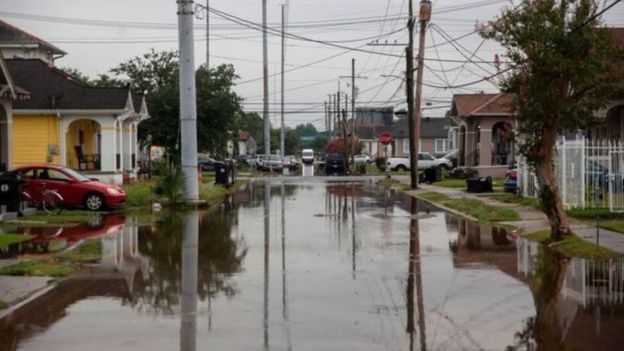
406,0,417,189
205,0,209,68
280,4,285,158
324,100,328,137
177,0,199,201
336,91,340,140
327,94,333,138
414,0,432,187
262,0,270,157
351,58,356,165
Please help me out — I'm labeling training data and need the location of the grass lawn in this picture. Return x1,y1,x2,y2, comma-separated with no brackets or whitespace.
0,233,33,247
522,230,619,259
0,238,103,277
434,178,466,188
417,191,520,222
0,299,7,310
599,221,624,234
25,210,111,224
566,207,624,220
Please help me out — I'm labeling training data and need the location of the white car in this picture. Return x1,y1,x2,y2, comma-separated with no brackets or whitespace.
301,149,315,165
353,154,371,164
386,152,452,171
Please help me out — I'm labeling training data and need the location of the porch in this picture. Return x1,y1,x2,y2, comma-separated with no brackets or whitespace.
62,116,140,185
458,116,516,178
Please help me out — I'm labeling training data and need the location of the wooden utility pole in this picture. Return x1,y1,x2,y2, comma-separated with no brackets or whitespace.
336,91,340,140
406,0,418,188
413,0,431,188
351,58,356,165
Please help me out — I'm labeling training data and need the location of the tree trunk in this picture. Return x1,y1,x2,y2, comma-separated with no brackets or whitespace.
534,125,572,241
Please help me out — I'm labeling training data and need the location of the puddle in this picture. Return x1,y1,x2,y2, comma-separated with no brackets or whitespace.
0,180,622,350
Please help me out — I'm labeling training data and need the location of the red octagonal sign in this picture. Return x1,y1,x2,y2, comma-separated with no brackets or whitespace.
379,132,392,146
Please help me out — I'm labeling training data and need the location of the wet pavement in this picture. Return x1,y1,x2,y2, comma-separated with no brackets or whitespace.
1,178,624,350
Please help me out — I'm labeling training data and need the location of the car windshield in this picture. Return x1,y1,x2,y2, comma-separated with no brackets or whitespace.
302,151,313,157
269,155,281,161
63,168,91,182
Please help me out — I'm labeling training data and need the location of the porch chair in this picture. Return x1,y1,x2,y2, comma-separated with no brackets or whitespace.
74,145,91,170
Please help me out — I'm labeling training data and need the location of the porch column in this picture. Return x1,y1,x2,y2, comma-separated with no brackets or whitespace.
479,118,495,167
59,117,67,166
0,100,13,170
100,121,117,173
132,122,138,171
123,120,132,171
479,130,493,167
116,120,123,171
465,119,477,166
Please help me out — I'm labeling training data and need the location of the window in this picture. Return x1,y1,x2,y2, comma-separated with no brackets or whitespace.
403,140,410,154
419,153,435,161
435,139,449,153
40,169,70,181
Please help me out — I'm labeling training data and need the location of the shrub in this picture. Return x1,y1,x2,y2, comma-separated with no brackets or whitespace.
123,181,155,207
375,157,387,171
154,162,184,203
355,163,366,175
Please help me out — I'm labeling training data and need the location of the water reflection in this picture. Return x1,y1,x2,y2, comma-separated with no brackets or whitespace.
406,197,426,351
513,240,624,350
180,212,199,351
3,181,624,351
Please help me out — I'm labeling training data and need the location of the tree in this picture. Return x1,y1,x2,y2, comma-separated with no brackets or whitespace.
233,112,263,142
103,49,243,158
295,123,318,137
481,0,624,240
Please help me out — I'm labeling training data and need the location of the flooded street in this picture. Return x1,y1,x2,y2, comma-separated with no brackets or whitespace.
2,179,624,350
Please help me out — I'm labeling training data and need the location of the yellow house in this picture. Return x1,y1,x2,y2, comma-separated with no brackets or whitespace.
0,19,148,184
6,59,149,184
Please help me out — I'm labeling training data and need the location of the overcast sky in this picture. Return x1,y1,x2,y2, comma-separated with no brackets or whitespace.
1,0,622,130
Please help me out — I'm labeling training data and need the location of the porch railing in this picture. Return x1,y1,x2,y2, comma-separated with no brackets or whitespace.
66,152,101,171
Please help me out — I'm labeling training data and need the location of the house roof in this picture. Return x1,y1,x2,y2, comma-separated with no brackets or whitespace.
451,93,513,118
382,117,448,139
6,59,133,111
0,51,28,100
0,20,66,56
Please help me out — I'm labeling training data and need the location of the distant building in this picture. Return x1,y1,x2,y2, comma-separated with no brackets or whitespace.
356,107,394,127
237,131,256,155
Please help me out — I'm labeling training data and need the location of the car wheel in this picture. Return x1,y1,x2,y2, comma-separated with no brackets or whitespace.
396,165,407,172
84,193,105,211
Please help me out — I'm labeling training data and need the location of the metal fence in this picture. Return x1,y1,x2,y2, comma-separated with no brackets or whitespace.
520,138,624,211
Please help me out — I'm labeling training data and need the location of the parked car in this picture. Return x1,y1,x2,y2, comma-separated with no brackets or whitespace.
504,167,518,193
198,157,224,172
13,164,125,211
262,155,283,171
302,149,315,165
255,154,266,170
386,152,452,171
282,155,299,171
439,149,458,169
354,154,371,164
325,153,347,176
236,154,254,167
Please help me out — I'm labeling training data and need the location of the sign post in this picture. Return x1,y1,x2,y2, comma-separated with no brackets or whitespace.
380,132,393,179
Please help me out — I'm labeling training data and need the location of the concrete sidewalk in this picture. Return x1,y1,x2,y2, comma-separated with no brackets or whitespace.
401,181,624,255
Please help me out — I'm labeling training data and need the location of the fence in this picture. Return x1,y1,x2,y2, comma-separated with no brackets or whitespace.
520,138,624,211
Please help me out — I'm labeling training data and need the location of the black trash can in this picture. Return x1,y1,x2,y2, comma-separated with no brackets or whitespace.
466,176,493,193
214,163,229,185
0,171,23,212
423,167,442,183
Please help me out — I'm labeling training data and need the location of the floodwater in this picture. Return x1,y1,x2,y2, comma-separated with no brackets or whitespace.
1,178,624,350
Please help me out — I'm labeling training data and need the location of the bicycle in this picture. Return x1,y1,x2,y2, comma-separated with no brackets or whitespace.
21,183,64,215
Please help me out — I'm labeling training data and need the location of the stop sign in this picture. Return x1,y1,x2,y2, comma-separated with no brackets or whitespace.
379,132,392,146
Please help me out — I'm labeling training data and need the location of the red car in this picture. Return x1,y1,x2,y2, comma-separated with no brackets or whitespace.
13,164,125,211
